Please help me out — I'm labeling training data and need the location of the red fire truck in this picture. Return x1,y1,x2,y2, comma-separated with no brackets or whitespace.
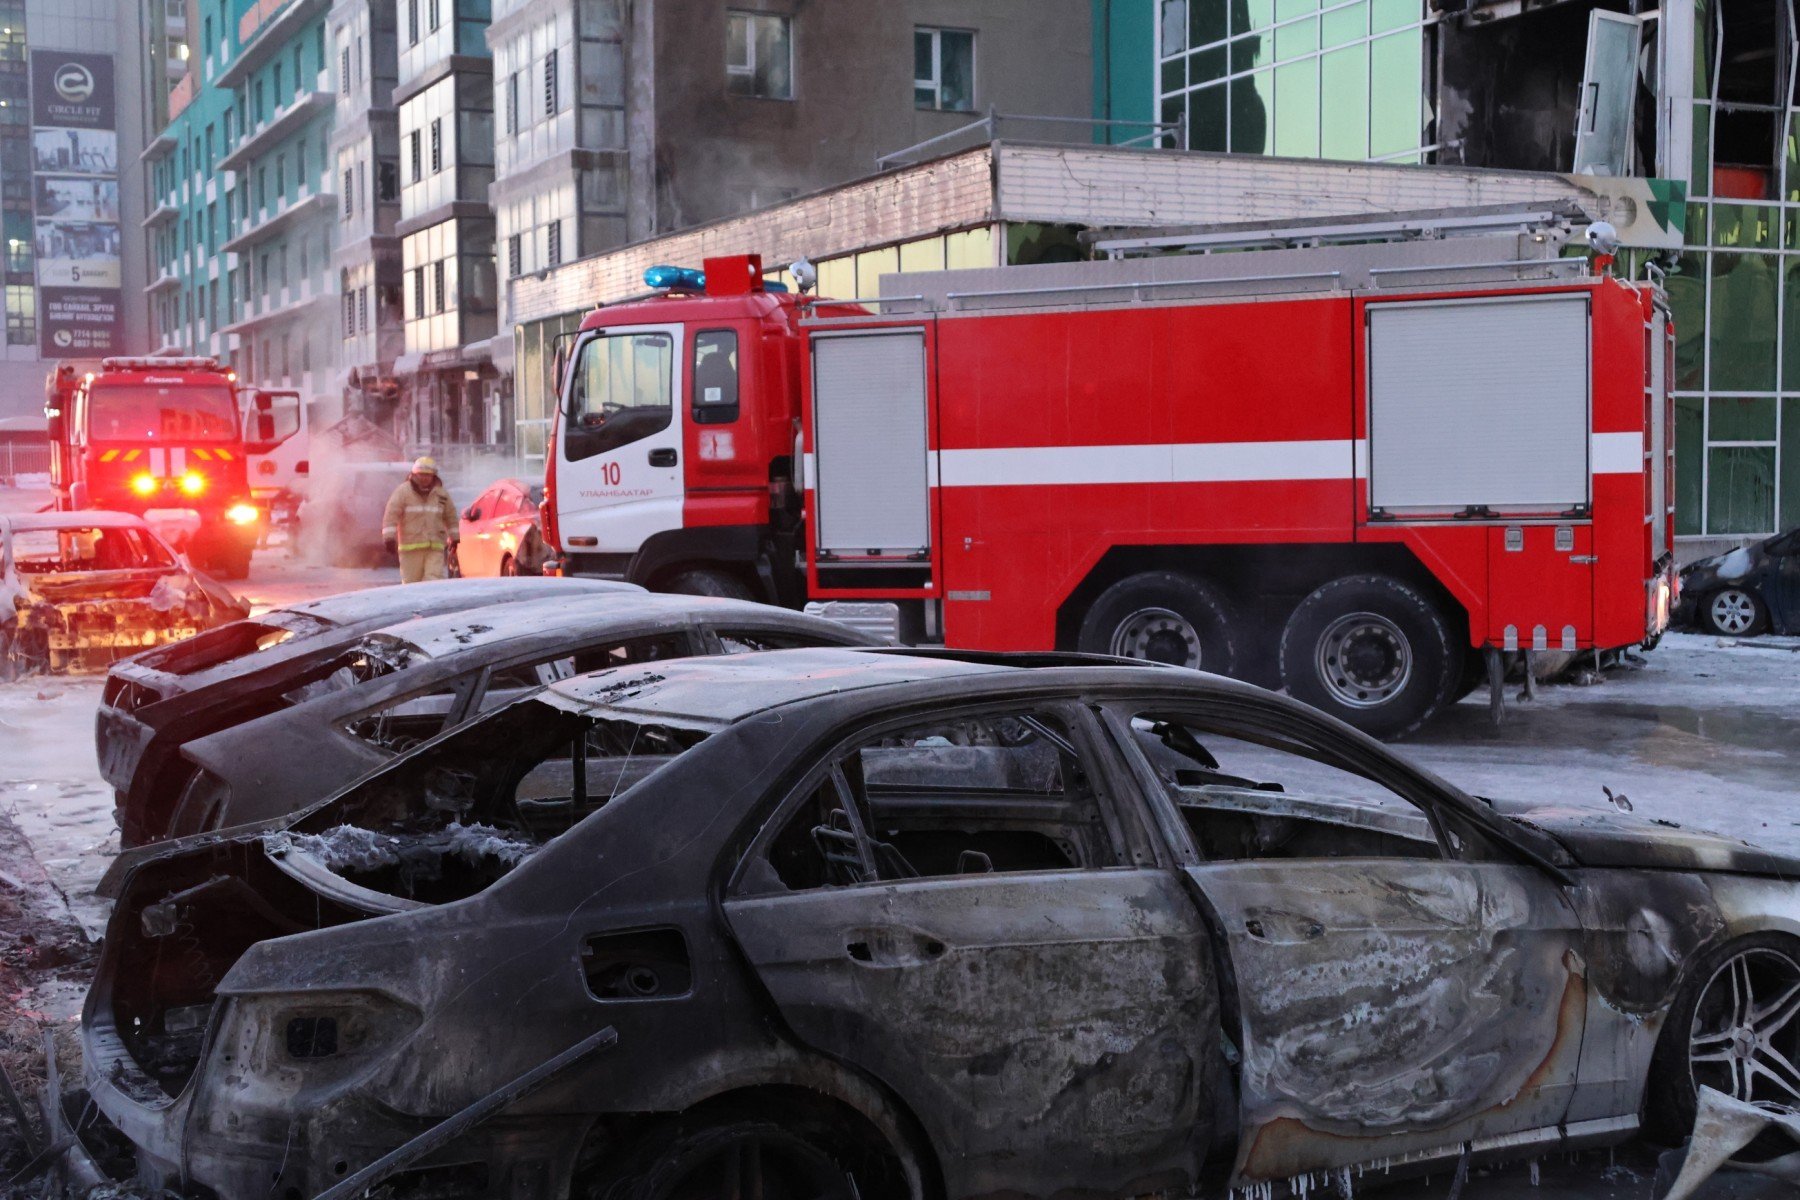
45,357,299,579
543,227,1675,737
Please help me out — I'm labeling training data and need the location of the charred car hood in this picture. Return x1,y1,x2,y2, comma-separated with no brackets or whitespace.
1496,800,1800,877
1679,543,1768,591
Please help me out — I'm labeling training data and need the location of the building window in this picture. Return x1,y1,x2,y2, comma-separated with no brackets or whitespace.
408,0,419,45
428,0,440,32
343,169,354,215
544,48,559,116
4,283,34,345
430,118,442,173
433,259,446,312
506,72,519,135
340,46,350,95
546,219,561,267
378,159,399,201
914,28,973,111
409,129,422,182
508,233,521,277
413,265,426,316
343,288,355,337
726,11,793,100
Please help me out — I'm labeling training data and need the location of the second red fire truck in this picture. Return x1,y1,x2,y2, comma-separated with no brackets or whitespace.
45,357,299,579
543,223,1676,737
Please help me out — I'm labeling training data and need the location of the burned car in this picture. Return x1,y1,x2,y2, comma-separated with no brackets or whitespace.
99,576,635,845
1678,525,1800,635
131,594,878,844
82,648,1800,1199
1,511,245,676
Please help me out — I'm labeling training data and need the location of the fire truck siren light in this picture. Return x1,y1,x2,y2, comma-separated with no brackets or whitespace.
790,258,818,293
645,265,705,292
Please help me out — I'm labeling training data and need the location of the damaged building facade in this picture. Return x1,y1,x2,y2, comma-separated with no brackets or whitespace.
1097,0,1800,543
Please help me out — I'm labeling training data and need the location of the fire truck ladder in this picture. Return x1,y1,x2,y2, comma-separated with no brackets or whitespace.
1086,201,1586,257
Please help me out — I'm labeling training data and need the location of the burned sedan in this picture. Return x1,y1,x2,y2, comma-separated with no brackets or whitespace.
1,511,245,676
135,594,878,844
98,575,635,845
84,649,1800,1199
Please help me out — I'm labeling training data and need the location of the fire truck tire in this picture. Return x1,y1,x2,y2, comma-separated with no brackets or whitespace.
1279,575,1457,740
664,568,756,601
213,544,253,580
1076,572,1238,675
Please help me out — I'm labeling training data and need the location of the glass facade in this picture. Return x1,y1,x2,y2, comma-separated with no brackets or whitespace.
1155,0,1431,163
1672,0,1800,536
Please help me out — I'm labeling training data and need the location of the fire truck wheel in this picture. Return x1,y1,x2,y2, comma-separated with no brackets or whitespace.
664,568,756,601
212,544,253,581
1076,572,1238,675
1279,575,1457,740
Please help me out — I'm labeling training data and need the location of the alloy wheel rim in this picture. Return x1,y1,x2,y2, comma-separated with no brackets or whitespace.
1689,947,1800,1107
1710,590,1758,635
1110,607,1203,669
1315,612,1413,709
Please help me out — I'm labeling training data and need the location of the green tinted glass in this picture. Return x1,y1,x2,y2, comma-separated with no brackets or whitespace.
1692,104,1710,196
1274,58,1320,156
1709,252,1779,392
1707,445,1776,533
1712,204,1778,248
1275,14,1318,57
1787,113,1800,203
1666,251,1707,391
1321,0,1366,45
1709,396,1777,441
1232,34,1270,72
1783,398,1800,529
1319,45,1367,160
1230,71,1274,153
1367,31,1421,157
1191,83,1228,151
1370,0,1417,33
1676,395,1704,535
1785,258,1800,388
1237,0,1275,33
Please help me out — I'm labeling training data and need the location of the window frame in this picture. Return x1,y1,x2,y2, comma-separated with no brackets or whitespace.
726,10,795,101
913,26,975,112
728,696,1158,898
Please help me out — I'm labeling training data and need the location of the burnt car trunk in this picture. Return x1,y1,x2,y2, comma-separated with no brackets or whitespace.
9,567,246,675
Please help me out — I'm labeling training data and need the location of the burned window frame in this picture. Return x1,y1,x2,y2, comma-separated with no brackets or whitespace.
1089,693,1535,872
729,696,1158,897
465,629,700,713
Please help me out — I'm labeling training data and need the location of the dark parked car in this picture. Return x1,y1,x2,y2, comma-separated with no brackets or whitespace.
148,594,878,841
98,577,635,845
1678,526,1800,635
84,649,1800,1200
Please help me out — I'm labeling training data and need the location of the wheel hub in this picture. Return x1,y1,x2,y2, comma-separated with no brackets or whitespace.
1711,591,1757,635
1315,612,1413,709
1110,608,1203,669
1689,947,1800,1107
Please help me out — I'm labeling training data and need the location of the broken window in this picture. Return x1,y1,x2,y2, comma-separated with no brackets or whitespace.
9,525,173,573
725,11,792,100
711,628,840,654
756,708,1124,892
1702,0,1792,200
282,637,420,704
344,675,472,753
1126,712,1441,862
473,634,689,713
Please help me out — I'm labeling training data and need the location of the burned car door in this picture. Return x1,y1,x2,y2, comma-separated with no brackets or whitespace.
1107,703,1588,1188
724,701,1219,1199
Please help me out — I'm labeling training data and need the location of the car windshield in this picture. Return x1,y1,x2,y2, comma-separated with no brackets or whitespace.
87,383,239,442
10,525,174,573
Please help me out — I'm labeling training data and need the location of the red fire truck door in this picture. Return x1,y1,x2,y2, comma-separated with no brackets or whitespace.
1486,522,1596,653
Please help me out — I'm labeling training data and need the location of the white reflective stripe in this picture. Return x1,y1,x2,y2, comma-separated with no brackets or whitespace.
169,447,185,473
802,453,814,490
937,439,1361,488
1591,431,1642,474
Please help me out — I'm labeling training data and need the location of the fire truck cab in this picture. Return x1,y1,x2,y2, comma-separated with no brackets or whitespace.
45,357,300,579
545,230,1675,739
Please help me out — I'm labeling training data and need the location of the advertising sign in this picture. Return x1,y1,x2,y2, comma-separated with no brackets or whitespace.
31,50,123,356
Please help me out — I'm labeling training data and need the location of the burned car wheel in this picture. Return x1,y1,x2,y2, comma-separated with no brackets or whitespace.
1650,934,1800,1149
1700,588,1766,637
588,1117,887,1200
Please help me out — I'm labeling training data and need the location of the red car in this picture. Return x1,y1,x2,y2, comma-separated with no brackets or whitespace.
458,477,546,576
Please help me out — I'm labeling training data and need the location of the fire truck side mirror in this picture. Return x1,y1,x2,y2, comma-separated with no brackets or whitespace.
243,390,302,454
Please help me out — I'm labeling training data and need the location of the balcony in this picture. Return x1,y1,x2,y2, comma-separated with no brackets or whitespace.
139,131,177,163
142,199,180,229
219,90,334,173
146,267,182,296
214,0,330,89
222,189,338,255
221,283,331,338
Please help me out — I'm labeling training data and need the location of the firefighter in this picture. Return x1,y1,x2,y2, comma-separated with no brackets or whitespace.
381,457,460,584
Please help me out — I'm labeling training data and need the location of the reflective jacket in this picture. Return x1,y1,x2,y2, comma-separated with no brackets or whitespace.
381,479,458,551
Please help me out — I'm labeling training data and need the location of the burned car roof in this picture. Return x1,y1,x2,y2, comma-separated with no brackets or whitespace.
377,593,862,660
1,510,163,532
